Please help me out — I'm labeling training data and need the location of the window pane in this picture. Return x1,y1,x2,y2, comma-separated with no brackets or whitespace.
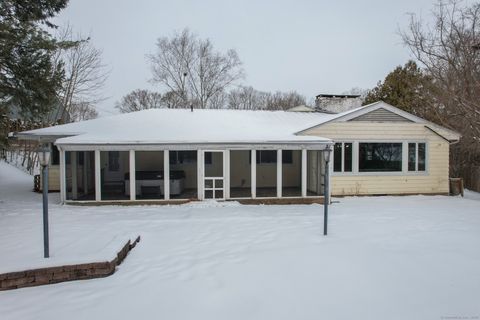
257,150,277,164
408,143,416,171
344,143,352,172
359,143,402,172
418,143,426,171
333,143,342,172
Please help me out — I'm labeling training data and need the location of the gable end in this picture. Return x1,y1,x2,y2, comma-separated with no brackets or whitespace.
348,108,413,122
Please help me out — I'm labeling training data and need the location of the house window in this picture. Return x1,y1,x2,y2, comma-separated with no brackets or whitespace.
253,150,293,164
333,142,353,173
170,151,197,164
359,143,402,172
408,142,426,172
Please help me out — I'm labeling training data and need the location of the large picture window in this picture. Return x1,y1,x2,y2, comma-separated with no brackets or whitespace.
359,143,402,172
333,142,352,173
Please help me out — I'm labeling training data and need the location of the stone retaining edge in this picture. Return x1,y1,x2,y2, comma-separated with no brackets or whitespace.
0,235,141,291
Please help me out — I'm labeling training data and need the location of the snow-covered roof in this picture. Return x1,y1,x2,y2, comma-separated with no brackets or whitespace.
17,108,343,146
286,105,316,112
15,101,460,146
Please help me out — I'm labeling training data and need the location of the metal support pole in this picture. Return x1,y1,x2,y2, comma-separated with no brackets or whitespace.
42,165,50,258
323,156,330,236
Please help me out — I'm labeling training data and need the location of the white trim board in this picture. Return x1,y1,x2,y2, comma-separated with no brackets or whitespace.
56,142,333,152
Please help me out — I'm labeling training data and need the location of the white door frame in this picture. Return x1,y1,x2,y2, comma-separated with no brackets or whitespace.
203,150,226,200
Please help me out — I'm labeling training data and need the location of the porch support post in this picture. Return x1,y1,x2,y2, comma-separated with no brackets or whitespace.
251,149,256,198
277,149,282,198
129,150,136,201
59,148,65,203
164,151,170,200
71,151,78,199
301,149,307,197
83,151,88,194
225,150,230,199
197,150,203,200
95,150,101,201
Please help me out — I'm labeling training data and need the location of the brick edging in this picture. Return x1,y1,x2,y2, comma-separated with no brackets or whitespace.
0,235,141,291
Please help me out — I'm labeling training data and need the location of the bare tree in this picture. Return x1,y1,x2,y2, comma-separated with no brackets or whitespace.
208,91,228,109
148,28,244,109
160,90,184,109
400,0,480,183
228,86,305,110
68,101,98,121
265,91,306,110
228,86,268,110
54,25,109,122
115,89,163,113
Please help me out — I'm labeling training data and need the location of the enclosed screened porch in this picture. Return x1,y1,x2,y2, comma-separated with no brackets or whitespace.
58,145,332,205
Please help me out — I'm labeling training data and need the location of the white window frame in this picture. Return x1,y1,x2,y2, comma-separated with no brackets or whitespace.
407,141,428,173
332,142,354,175
332,140,429,176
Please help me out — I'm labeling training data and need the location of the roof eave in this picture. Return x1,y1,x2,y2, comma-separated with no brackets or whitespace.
11,132,74,143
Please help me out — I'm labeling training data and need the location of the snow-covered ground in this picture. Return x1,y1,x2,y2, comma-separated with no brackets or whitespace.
1,161,479,320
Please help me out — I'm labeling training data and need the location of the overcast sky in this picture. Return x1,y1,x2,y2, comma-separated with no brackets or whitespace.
55,0,438,116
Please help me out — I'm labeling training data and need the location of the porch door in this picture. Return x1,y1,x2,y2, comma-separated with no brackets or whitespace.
204,151,224,200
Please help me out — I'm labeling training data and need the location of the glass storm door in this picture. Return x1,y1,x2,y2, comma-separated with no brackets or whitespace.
204,151,224,200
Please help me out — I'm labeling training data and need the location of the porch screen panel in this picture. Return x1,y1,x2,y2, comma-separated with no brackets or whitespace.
230,150,251,198
65,151,72,200
256,150,277,197
169,151,198,200
282,150,301,197
306,150,323,196
134,151,164,200
65,151,95,201
100,151,129,200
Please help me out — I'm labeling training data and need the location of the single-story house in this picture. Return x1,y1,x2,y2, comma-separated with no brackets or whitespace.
13,101,461,204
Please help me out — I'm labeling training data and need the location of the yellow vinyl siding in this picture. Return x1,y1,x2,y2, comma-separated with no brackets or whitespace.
302,122,450,196
39,165,61,191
